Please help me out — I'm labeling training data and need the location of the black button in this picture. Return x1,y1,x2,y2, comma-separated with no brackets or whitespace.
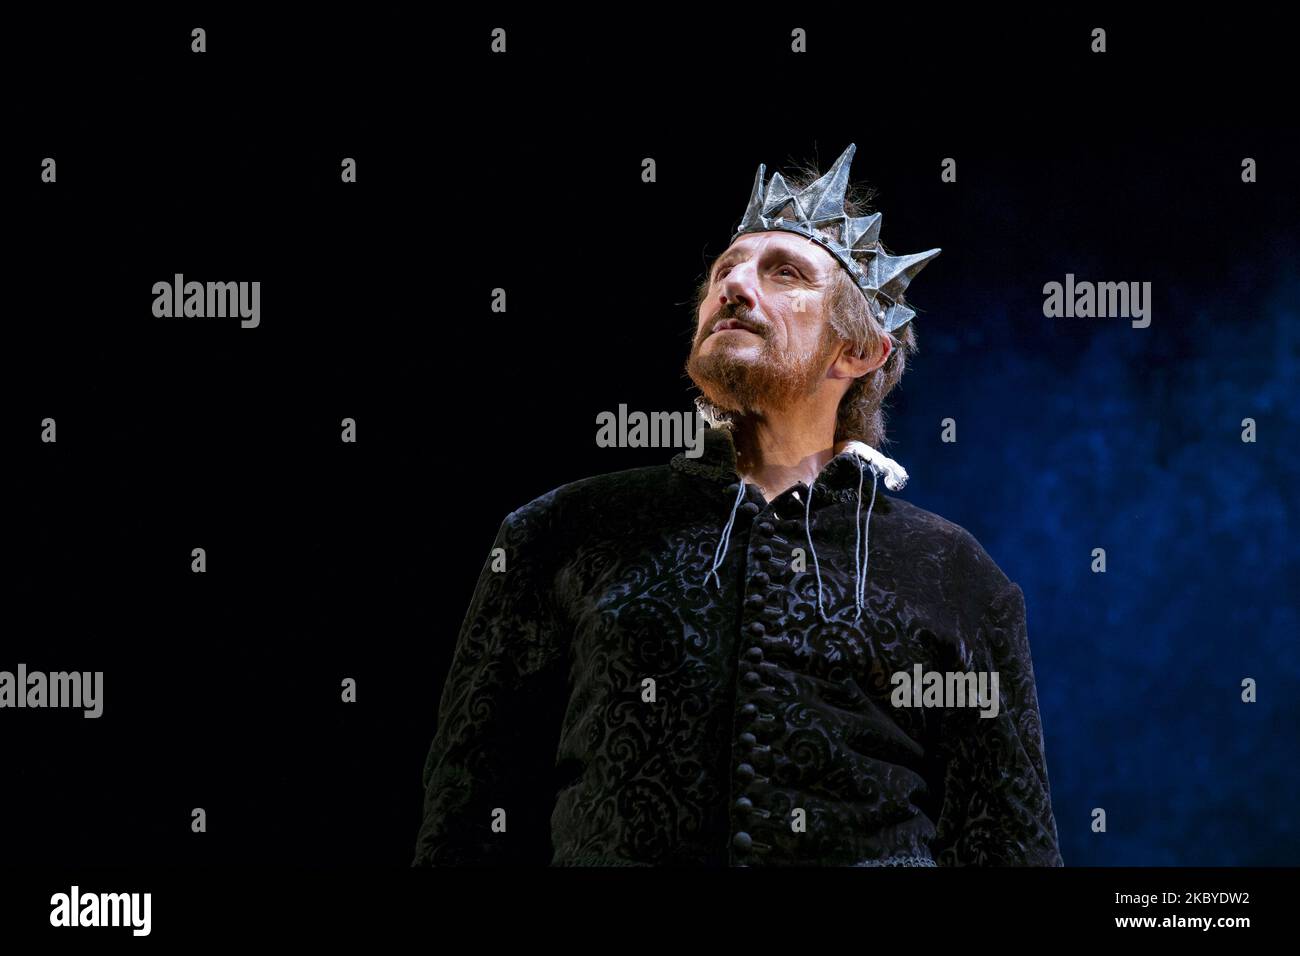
741,671,763,688
739,732,757,747
755,545,773,559
724,482,741,495
733,832,753,851
734,796,754,812
747,622,765,636
739,501,760,516
744,593,764,610
750,572,770,587
745,646,763,661
756,521,775,535
736,763,755,781
739,703,758,720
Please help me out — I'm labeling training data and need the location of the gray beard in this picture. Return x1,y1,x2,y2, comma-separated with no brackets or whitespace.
686,334,832,417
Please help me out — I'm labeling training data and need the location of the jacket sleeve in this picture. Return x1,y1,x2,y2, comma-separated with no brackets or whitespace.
412,507,569,866
930,581,1064,866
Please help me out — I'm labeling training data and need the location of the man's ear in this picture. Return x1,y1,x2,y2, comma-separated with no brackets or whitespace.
827,335,891,381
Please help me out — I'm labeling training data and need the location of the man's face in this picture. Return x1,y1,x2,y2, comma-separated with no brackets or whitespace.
687,231,842,414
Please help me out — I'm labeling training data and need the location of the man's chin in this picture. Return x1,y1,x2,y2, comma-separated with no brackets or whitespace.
707,327,763,342
688,361,759,416
698,334,762,360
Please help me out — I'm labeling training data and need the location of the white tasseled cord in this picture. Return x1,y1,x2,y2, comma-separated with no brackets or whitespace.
803,482,831,623
816,443,905,622
852,458,881,622
839,440,909,492
707,479,747,588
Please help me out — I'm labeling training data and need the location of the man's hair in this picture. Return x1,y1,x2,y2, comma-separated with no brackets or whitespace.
693,161,919,451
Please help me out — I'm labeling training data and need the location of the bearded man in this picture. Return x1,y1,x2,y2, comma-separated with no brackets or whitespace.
413,144,1064,867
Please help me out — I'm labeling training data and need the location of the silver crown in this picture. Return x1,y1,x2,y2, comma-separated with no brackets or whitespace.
732,143,940,333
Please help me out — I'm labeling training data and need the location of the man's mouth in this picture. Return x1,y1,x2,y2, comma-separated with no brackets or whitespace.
712,318,762,336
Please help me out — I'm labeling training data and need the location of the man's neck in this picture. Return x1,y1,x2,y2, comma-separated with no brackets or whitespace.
733,411,842,503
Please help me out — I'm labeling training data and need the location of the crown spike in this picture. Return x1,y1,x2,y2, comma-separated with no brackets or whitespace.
846,213,883,251
762,172,801,221
874,248,943,299
801,143,856,221
737,163,767,234
882,302,917,333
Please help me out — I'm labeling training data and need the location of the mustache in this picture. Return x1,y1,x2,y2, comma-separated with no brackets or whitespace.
704,304,769,338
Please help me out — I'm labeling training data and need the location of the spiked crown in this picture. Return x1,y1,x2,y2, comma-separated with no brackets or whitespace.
732,143,940,333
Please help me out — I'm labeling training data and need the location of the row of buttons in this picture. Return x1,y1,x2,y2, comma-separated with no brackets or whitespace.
728,481,789,862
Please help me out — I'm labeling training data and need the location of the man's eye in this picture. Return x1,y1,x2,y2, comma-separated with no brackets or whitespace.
776,266,798,278
715,267,732,280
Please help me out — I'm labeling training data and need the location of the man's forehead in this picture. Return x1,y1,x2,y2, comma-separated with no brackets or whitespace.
718,231,836,270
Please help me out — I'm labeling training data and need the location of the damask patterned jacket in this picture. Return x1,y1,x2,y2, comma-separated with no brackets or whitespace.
413,427,1063,866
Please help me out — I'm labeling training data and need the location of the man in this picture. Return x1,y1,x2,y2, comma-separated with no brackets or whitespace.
413,144,1063,866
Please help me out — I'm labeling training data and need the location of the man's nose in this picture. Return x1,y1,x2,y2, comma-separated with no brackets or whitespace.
718,262,759,310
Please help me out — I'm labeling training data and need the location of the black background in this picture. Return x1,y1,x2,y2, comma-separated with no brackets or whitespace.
8,7,1297,887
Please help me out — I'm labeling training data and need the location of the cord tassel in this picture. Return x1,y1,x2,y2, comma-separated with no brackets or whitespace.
707,479,747,588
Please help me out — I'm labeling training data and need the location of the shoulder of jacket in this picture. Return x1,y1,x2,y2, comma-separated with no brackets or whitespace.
885,497,1015,608
505,463,677,526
